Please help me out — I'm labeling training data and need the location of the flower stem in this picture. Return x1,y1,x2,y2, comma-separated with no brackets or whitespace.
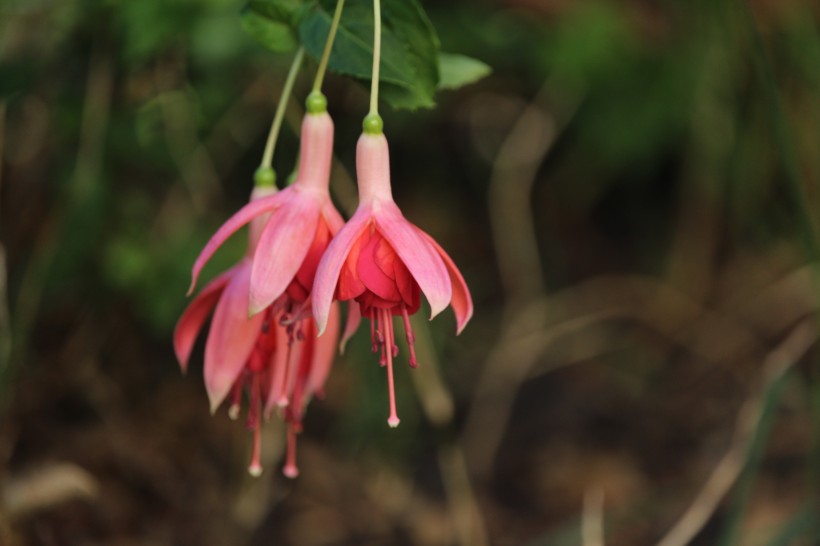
259,47,305,174
369,0,382,117
312,0,346,94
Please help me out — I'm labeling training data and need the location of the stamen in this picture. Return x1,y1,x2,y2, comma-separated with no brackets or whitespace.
280,300,312,325
289,337,312,427
247,375,261,429
370,309,378,352
247,377,263,477
279,333,302,407
270,337,292,409
376,309,387,366
401,305,418,368
282,424,299,478
383,308,400,428
276,345,296,408
228,377,244,420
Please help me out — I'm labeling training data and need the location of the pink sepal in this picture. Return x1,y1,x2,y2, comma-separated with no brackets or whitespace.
203,261,265,413
375,202,452,320
174,267,234,372
189,193,284,294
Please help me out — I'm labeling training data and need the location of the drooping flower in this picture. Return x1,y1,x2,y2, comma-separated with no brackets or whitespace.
187,110,358,407
174,186,278,475
177,110,353,477
189,111,346,315
312,130,473,427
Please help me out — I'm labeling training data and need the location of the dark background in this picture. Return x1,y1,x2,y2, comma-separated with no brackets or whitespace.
1,0,820,545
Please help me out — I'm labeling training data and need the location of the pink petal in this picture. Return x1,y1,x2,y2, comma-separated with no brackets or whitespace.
189,193,284,294
204,262,265,413
357,232,401,302
374,202,452,320
394,258,420,311
337,231,367,301
307,302,341,395
249,191,322,314
418,230,474,334
173,268,234,372
312,207,373,334
339,301,361,354
295,217,333,294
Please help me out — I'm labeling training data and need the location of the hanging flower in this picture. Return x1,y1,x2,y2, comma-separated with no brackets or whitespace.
188,112,346,315
174,186,278,475
187,110,358,402
177,110,353,477
312,130,473,427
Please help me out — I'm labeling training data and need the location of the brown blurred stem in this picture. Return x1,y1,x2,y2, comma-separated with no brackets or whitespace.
463,83,578,478
487,85,555,306
655,318,817,546
409,315,488,546
582,487,605,546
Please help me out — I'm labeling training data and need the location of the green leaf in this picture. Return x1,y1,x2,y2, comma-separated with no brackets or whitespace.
298,0,440,110
437,52,491,90
241,0,303,52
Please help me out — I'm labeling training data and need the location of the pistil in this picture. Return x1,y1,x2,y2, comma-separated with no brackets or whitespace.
382,308,400,427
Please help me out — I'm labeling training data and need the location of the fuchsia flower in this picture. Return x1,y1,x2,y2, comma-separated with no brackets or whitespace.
312,131,473,427
176,111,351,477
189,111,346,316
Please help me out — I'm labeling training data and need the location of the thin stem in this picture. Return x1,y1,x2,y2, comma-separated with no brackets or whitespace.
312,0,346,93
260,47,305,170
369,0,382,115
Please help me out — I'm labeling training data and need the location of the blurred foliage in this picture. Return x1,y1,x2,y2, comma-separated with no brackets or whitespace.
1,0,820,545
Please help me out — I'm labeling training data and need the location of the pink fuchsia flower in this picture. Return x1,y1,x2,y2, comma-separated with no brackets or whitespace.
174,186,277,475
187,110,358,406
174,184,344,478
180,110,357,477
188,111,347,316
312,131,473,427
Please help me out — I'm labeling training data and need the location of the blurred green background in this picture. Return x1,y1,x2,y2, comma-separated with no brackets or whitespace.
1,0,820,545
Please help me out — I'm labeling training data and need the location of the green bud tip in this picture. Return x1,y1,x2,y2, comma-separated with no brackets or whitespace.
306,91,327,114
362,113,383,135
254,166,276,187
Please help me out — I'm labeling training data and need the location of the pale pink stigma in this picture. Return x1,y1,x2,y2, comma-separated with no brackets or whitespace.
283,425,299,478
381,308,400,428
